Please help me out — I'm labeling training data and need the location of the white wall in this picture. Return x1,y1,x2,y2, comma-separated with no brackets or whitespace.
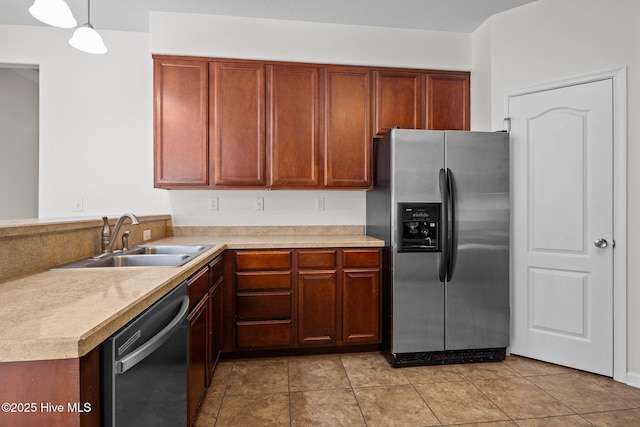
471,0,640,382
0,16,471,226
0,67,38,220
0,24,170,219
150,13,472,226
149,12,471,70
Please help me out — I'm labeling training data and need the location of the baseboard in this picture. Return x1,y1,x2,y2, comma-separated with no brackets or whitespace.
626,371,640,389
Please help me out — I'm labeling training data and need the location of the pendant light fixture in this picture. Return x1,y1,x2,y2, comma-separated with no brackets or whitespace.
69,0,107,54
29,0,77,28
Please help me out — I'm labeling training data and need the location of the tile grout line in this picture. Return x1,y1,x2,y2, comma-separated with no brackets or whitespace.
212,360,235,427
471,367,579,423
408,380,445,426
339,354,371,426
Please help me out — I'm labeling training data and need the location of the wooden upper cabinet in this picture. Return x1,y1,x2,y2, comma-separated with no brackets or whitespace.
154,58,208,187
267,65,321,188
210,61,266,187
153,55,470,189
373,70,422,136
324,67,372,188
426,73,470,130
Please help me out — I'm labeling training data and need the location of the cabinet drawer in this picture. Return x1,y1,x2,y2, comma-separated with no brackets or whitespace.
236,320,292,349
298,250,336,269
235,250,292,270
188,267,210,308
236,271,291,290
343,249,381,268
236,293,291,320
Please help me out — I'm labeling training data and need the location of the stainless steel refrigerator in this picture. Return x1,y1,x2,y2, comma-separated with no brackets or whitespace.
366,129,509,367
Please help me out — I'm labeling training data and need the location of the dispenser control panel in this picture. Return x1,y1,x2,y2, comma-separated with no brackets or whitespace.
398,202,441,252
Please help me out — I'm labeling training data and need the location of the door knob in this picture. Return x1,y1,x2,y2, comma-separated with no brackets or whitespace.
594,238,608,249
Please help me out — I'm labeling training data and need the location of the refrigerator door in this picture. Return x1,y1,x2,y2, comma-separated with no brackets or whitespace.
390,129,445,353
444,131,510,350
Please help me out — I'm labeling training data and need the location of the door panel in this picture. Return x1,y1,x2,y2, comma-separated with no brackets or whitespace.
425,73,470,131
324,68,372,188
373,71,422,136
390,130,445,353
445,131,510,350
211,62,266,187
509,79,614,376
268,65,320,188
154,59,208,187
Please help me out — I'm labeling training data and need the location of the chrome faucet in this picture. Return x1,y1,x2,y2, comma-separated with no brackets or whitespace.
101,213,140,253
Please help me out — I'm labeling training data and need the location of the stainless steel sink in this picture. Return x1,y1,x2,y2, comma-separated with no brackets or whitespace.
51,244,213,269
126,245,211,255
87,254,192,267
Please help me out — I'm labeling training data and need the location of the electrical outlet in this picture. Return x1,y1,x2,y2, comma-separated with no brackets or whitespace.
143,229,151,241
316,197,325,211
254,196,264,211
209,197,219,211
73,198,83,212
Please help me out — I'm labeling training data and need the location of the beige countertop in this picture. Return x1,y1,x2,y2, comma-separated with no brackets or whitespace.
0,234,383,363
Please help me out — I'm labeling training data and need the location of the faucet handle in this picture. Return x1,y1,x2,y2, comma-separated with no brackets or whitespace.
121,231,131,252
101,217,111,253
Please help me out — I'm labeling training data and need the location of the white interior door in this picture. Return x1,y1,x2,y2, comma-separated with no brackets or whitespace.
509,79,614,376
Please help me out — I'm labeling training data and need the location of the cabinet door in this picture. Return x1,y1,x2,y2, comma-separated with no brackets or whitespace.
208,277,223,382
267,65,320,188
298,270,337,346
425,73,470,130
211,61,266,187
154,58,208,187
188,296,208,426
373,70,422,137
342,269,381,344
324,68,372,188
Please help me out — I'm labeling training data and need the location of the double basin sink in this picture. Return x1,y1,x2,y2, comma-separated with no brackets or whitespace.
53,244,213,269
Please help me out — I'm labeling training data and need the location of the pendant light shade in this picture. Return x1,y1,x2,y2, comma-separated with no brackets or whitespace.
69,24,107,54
29,0,77,28
69,0,107,54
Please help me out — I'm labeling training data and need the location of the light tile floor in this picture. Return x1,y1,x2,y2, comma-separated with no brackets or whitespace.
194,352,640,426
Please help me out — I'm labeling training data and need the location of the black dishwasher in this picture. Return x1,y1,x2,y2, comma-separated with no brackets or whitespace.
101,281,189,427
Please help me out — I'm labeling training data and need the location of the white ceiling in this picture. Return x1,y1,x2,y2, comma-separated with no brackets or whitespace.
0,0,536,33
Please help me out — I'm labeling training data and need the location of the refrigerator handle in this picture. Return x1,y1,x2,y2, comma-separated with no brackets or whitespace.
438,168,448,283
446,168,456,280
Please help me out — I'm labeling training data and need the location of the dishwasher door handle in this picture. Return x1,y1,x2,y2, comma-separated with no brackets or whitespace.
115,296,190,374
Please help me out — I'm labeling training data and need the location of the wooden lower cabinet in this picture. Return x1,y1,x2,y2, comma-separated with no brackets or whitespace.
188,295,208,426
231,248,381,352
298,269,337,345
189,254,225,427
208,276,223,379
233,250,293,350
187,265,210,426
343,270,381,343
0,348,100,427
208,256,224,381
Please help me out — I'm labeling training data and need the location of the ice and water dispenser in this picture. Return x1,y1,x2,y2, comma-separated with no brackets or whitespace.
398,202,441,252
